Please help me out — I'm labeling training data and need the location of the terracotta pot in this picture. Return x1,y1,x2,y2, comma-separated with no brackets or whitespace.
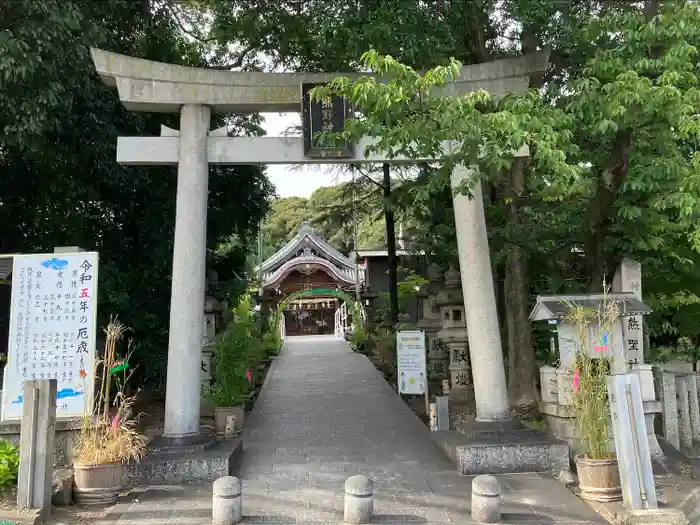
575,456,622,502
73,462,123,505
215,405,244,435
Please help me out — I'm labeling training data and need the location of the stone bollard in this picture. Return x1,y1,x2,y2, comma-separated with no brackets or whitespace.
212,476,242,525
344,475,374,524
471,475,501,523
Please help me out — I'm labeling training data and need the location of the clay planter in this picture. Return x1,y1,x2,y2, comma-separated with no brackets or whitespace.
73,462,123,505
575,456,622,502
215,405,244,436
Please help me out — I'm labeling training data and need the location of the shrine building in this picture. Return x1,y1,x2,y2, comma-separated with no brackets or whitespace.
258,223,357,336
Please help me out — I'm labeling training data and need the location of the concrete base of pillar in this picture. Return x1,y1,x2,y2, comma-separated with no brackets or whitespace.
432,419,569,475
124,438,242,485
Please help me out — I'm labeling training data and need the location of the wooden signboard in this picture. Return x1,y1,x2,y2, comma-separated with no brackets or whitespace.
301,82,354,159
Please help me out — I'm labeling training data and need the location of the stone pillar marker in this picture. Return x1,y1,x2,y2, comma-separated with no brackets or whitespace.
451,171,510,421
17,379,57,517
417,264,448,392
436,267,470,407
164,103,211,439
612,258,645,367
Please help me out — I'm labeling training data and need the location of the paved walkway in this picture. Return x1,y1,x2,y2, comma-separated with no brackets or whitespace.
235,336,603,524
75,335,606,524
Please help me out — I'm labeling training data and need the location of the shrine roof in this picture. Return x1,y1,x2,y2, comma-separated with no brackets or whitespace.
259,223,356,289
529,293,652,322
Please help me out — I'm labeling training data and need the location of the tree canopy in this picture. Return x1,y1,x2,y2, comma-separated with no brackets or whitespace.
0,0,273,388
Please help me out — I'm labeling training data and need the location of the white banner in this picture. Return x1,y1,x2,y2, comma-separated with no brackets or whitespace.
3,252,99,420
397,330,427,395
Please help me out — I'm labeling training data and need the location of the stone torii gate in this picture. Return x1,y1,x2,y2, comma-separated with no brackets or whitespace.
90,48,548,441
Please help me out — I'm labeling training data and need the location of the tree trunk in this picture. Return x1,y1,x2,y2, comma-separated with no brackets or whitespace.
501,21,540,409
383,163,399,326
583,130,632,289
504,158,538,408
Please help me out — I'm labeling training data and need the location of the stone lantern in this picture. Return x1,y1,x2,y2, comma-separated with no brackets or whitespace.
201,293,220,416
435,266,470,405
417,263,448,393
360,285,378,331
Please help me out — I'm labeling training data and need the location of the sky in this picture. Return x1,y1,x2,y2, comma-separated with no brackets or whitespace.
260,112,352,199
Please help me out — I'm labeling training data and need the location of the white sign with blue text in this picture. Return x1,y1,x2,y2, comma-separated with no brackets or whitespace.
397,330,427,395
3,252,99,421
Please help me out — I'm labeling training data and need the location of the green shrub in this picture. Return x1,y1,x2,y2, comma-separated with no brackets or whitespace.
209,295,257,407
0,440,19,491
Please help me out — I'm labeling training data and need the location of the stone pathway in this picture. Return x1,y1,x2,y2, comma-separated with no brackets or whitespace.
66,335,606,524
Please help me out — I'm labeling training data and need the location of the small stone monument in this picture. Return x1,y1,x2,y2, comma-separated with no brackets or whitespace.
435,267,470,406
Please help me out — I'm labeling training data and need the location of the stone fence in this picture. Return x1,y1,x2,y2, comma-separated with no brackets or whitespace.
654,362,700,457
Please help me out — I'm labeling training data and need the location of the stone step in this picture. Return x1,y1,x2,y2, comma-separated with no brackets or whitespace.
432,427,569,475
124,437,243,485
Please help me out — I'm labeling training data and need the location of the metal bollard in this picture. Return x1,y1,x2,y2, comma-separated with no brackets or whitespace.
344,475,374,524
471,475,501,523
212,476,242,525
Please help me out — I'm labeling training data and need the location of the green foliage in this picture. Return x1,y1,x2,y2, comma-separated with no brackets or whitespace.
649,337,700,364
348,301,372,354
261,182,387,257
0,0,274,390
261,309,284,356
0,440,19,491
210,295,260,407
397,274,429,313
197,0,497,71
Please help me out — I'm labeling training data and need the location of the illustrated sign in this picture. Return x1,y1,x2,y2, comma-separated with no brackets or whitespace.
397,330,427,395
3,252,99,420
301,82,354,159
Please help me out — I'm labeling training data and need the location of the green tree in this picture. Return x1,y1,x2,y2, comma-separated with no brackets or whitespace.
178,0,700,408
0,0,273,388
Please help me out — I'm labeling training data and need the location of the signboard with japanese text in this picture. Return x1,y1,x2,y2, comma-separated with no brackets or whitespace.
2,252,99,421
301,82,354,159
397,330,427,395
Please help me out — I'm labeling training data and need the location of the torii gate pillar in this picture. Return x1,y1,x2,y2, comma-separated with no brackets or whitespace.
164,104,211,438
91,48,549,437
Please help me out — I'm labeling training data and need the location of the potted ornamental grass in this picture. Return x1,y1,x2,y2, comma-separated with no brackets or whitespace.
72,318,148,505
565,288,622,502
209,296,259,435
